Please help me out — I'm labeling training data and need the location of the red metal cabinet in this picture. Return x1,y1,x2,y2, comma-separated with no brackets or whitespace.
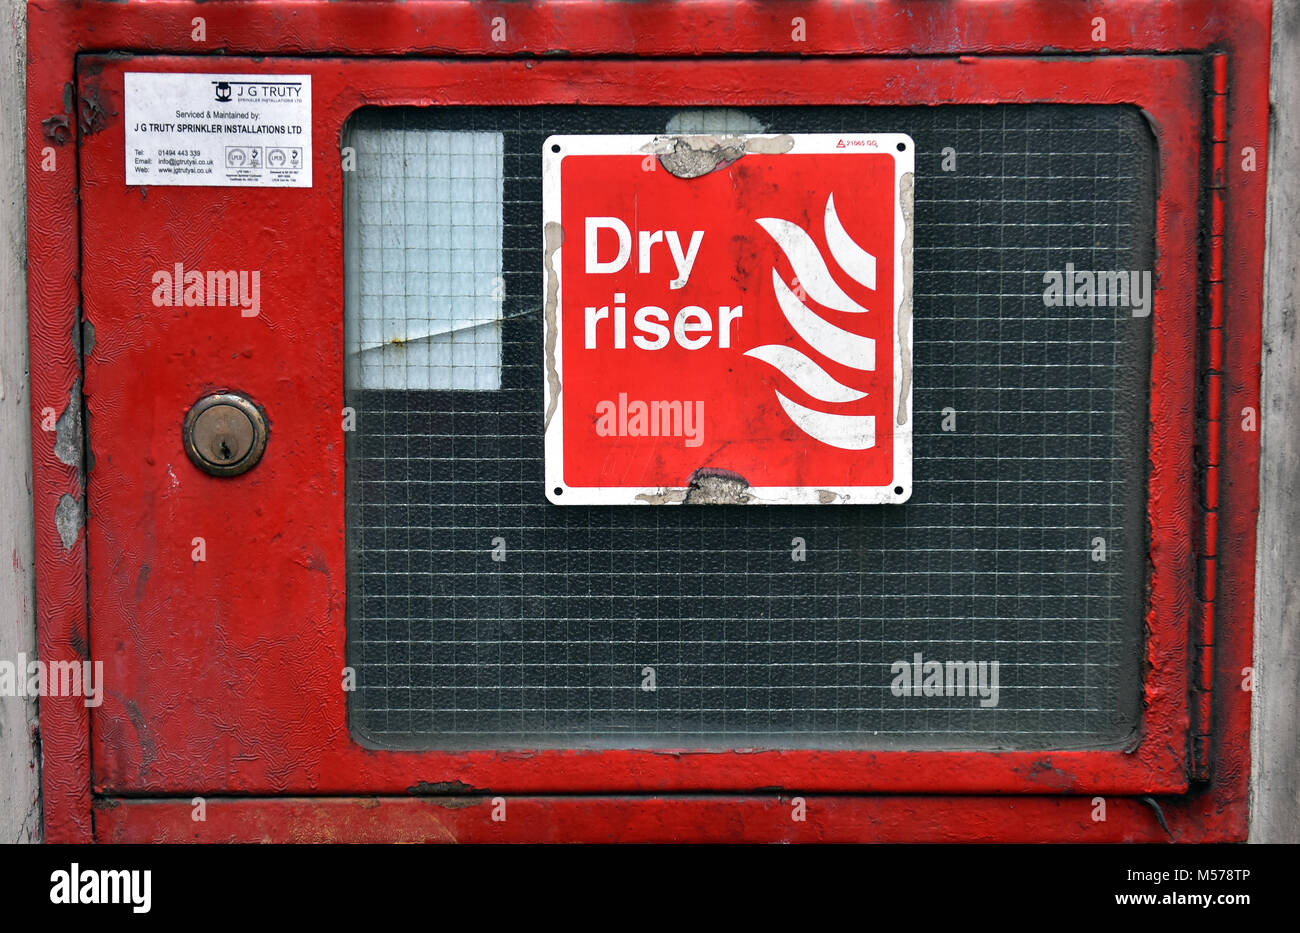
26,1,1269,843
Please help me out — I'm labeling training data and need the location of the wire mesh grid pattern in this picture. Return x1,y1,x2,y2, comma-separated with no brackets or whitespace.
343,105,1153,750
344,121,504,391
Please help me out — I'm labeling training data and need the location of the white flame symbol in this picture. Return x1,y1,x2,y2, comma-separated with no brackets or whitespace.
745,194,878,450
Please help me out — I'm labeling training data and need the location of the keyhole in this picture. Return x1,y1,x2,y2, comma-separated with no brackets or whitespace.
185,395,267,477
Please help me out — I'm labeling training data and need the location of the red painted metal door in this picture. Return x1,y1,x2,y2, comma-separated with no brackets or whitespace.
80,54,1201,798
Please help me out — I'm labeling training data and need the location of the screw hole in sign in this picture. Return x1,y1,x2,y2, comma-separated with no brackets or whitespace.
551,144,561,153
894,486,904,495
896,142,906,151
554,487,564,495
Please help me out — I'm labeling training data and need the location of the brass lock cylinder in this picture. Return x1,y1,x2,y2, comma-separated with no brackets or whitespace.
182,393,269,477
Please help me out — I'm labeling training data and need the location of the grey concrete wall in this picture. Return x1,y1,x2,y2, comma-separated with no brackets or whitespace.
1251,0,1300,844
0,0,40,844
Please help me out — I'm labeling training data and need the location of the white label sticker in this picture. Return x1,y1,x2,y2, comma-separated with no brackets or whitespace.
124,73,312,187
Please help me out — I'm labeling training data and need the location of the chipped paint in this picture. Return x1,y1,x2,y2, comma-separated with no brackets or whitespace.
542,221,563,431
897,172,914,427
52,378,82,470
426,797,480,810
633,487,689,505
40,114,70,146
408,780,481,795
645,133,795,178
77,86,113,136
1023,758,1078,791
53,494,82,550
683,468,752,504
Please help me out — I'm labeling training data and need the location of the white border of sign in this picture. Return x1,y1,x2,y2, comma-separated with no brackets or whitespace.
542,133,913,505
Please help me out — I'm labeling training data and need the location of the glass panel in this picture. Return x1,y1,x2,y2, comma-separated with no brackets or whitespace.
344,105,1153,751
344,117,504,391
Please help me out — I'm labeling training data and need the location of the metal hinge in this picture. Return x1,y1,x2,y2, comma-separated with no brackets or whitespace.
1191,52,1228,783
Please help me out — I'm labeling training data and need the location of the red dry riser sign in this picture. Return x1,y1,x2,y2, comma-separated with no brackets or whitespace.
543,133,914,505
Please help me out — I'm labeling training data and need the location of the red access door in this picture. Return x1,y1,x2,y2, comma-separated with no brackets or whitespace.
80,53,1199,799
80,57,344,791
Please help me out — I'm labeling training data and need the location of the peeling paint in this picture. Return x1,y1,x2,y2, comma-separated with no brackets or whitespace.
542,221,564,431
633,469,769,505
41,114,70,146
78,90,113,136
53,378,82,469
645,133,795,179
897,172,914,427
54,494,82,550
77,72,115,137
428,797,479,810
656,136,744,178
83,407,94,475
1024,758,1077,790
683,468,752,504
407,780,482,795
634,487,689,505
